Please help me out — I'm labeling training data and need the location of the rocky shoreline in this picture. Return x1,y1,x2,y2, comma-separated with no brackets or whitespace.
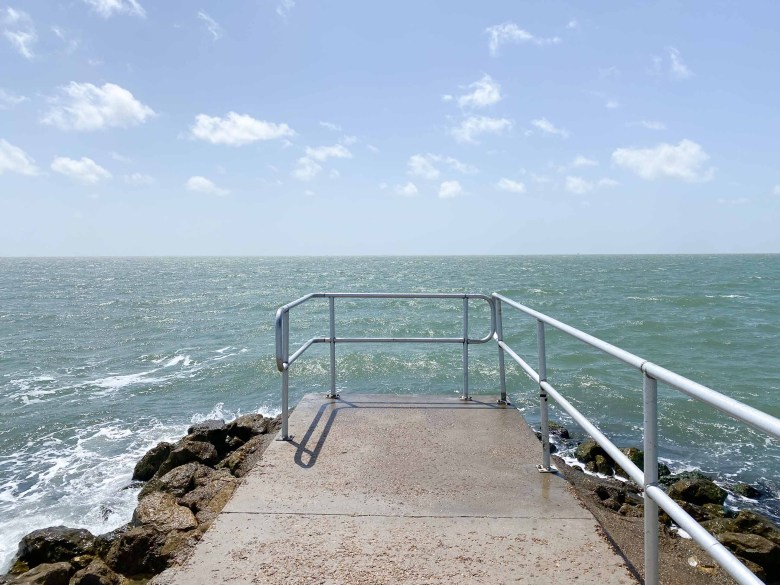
2,413,779,585
1,413,281,585
544,422,780,584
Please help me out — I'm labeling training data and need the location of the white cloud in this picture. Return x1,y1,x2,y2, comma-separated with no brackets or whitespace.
305,144,352,162
341,135,358,146
573,155,598,167
612,139,714,182
51,26,80,54
395,182,418,197
496,178,526,193
276,0,295,18
408,155,439,180
0,87,27,108
43,82,155,131
186,175,228,196
597,178,620,188
197,11,222,40
565,176,593,195
191,112,295,146
408,154,478,179
0,139,38,175
438,180,463,199
110,151,132,163
772,185,780,196
605,100,620,109
485,22,561,56
531,117,569,138
319,121,341,131
82,0,145,18
566,19,578,29
668,47,692,79
599,66,620,79
1,7,37,59
329,169,340,179
51,156,111,183
457,74,502,108
122,172,155,186
367,144,380,153
292,157,322,181
451,115,512,143
639,120,666,130
441,94,454,102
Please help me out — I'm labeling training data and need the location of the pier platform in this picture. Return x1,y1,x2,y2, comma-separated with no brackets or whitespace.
154,394,637,584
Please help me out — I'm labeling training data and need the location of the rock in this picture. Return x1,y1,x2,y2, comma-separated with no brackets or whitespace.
735,557,767,581
226,413,268,441
659,469,714,488
730,510,780,545
547,421,570,439
93,527,127,560
701,503,730,519
68,559,123,585
658,463,671,478
14,527,96,570
226,436,245,450
13,562,74,585
717,532,780,576
733,483,763,499
104,526,168,576
132,442,172,482
586,454,614,476
217,434,266,477
668,477,727,506
618,503,643,517
133,492,198,532
139,462,214,500
186,420,228,453
575,438,605,464
155,440,218,478
621,447,643,470
177,469,238,524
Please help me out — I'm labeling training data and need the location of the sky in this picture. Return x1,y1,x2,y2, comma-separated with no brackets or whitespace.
1,0,779,255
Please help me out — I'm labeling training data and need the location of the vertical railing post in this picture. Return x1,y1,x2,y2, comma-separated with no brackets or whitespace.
537,320,552,471
643,372,659,585
327,296,339,399
496,299,508,404
461,296,470,400
281,311,291,440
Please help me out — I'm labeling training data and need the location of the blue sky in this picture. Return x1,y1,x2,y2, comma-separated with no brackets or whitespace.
1,0,779,255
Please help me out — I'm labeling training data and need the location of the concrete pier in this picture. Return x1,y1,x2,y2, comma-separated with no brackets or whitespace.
154,394,638,584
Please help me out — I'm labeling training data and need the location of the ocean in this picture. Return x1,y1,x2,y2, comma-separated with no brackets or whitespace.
1,255,779,571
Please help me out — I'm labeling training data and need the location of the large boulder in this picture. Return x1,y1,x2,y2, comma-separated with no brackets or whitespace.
668,477,727,506
13,528,96,570
547,421,570,440
586,454,614,476
132,442,172,481
104,526,168,576
132,492,198,533
717,532,780,577
186,420,228,453
218,434,267,477
12,562,74,585
575,439,609,465
226,414,268,441
68,559,123,585
139,462,213,500
155,440,218,478
178,469,238,524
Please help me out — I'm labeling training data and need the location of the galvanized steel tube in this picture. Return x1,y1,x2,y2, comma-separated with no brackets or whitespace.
328,297,337,398
496,300,507,403
643,373,659,585
462,297,469,400
538,320,551,470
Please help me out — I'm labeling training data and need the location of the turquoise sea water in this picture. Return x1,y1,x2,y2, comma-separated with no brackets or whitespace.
1,255,779,570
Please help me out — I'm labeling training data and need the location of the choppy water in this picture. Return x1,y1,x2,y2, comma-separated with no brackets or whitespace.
1,256,779,570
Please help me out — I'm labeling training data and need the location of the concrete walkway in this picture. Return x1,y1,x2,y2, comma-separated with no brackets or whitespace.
154,394,638,584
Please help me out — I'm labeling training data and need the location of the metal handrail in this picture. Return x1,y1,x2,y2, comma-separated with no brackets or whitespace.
273,291,780,585
492,292,780,585
275,292,496,440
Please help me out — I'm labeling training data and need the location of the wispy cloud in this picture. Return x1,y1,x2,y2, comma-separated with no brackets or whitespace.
612,139,713,182
123,172,155,186
773,185,780,196
190,112,295,146
457,75,502,109
186,175,228,196
1,6,37,59
51,156,111,183
43,82,155,131
408,154,477,180
451,116,512,143
668,47,692,79
438,180,463,199
531,117,569,138
0,139,38,175
276,0,295,18
51,26,80,54
495,178,526,193
605,100,620,109
485,22,561,56
637,120,666,130
197,11,222,40
566,19,578,30
305,144,352,162
82,0,146,18
292,157,322,181
0,87,27,109
395,182,418,197
565,176,619,195
572,155,598,167
319,121,342,132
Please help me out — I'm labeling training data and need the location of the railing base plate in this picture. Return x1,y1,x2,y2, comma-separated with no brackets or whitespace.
325,393,340,399
536,464,556,474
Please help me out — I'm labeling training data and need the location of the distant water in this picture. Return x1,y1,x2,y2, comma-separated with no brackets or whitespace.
1,256,779,570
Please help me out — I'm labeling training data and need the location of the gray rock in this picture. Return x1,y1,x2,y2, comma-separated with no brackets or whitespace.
132,492,198,532
104,526,168,576
132,442,172,482
14,562,74,585
575,439,607,464
717,532,780,577
155,440,218,478
226,413,268,441
139,462,213,500
733,483,763,499
14,528,96,570
668,477,727,506
186,420,228,453
67,559,123,585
